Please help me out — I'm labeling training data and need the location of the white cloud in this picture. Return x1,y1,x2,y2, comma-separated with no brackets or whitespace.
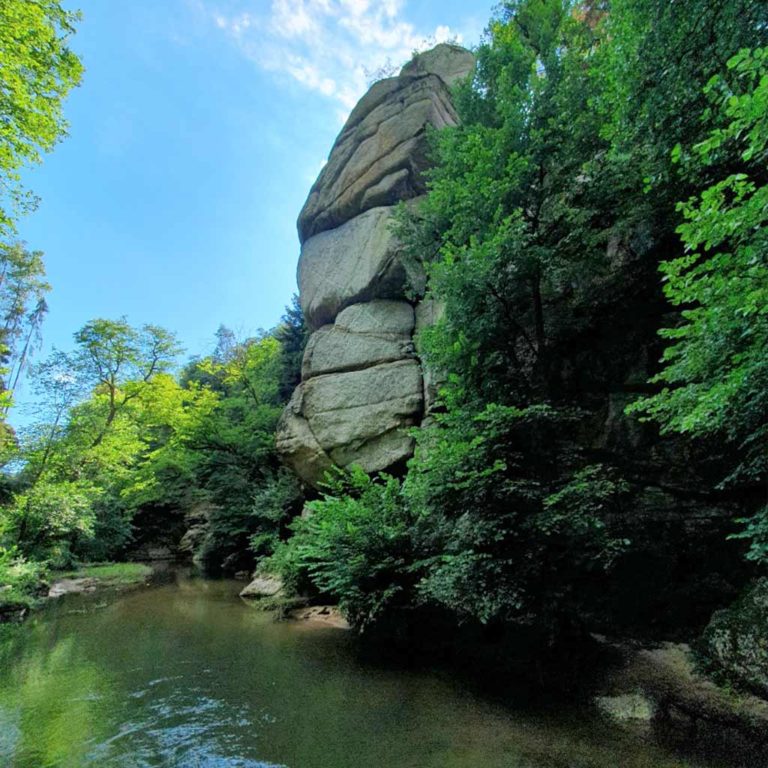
198,0,466,119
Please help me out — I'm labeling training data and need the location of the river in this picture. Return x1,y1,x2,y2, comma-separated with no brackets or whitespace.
0,571,742,767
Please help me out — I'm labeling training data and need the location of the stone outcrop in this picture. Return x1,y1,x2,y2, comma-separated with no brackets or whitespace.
278,44,475,486
298,206,424,330
297,45,474,243
302,301,415,379
240,575,284,599
700,579,768,697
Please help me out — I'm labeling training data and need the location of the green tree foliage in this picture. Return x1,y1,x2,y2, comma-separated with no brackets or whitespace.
179,334,294,572
277,407,628,633
0,313,302,574
403,0,613,404
282,0,768,637
594,0,766,209
0,2,80,446
2,319,185,564
0,545,47,613
274,468,414,630
275,294,309,402
407,406,628,630
629,48,768,559
0,242,51,459
0,0,83,235
0,243,50,405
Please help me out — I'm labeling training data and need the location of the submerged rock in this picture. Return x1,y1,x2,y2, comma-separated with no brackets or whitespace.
594,635,768,739
48,578,99,598
595,693,656,723
286,605,350,629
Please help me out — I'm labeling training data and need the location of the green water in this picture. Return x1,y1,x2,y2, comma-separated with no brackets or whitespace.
0,573,738,767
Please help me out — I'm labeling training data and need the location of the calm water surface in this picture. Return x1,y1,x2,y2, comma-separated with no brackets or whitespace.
0,573,737,768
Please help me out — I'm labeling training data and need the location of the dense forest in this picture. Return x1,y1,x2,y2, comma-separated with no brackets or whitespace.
1,0,767,706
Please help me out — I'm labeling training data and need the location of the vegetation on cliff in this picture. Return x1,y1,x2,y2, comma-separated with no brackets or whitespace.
268,0,768,666
1,0,767,710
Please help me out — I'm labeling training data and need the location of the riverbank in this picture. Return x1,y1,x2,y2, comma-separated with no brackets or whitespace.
0,561,154,623
593,636,768,758
48,562,154,597
237,579,768,756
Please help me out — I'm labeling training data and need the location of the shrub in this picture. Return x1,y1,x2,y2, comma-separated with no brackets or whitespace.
407,404,629,631
270,468,415,630
0,546,48,611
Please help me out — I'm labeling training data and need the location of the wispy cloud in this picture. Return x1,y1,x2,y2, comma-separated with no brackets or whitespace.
195,0,466,114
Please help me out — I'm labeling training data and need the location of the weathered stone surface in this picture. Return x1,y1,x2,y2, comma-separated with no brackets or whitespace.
302,301,415,379
275,386,334,486
400,43,476,86
328,426,415,471
240,575,284,599
303,359,423,449
595,636,768,740
279,45,474,487
298,205,424,329
337,300,415,335
297,68,463,242
279,360,423,484
287,604,350,629
595,693,656,723
700,579,768,697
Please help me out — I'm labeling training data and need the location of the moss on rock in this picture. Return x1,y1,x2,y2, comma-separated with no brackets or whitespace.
699,578,768,697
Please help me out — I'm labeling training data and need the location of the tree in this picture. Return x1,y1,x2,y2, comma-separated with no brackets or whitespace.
212,324,237,364
72,318,181,447
0,242,51,409
183,335,289,571
1,319,182,563
0,0,83,235
22,350,84,482
400,0,616,406
593,0,767,206
275,295,308,402
276,468,415,630
629,48,768,558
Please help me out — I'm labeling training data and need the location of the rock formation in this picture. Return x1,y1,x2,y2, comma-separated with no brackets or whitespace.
277,44,475,487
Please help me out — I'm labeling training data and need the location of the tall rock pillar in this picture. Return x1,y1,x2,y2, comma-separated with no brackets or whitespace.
277,44,475,487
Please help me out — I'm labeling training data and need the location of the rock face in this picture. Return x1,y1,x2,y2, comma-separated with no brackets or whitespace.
278,44,475,487
240,575,284,599
700,578,768,697
297,45,474,243
302,301,416,379
298,206,424,330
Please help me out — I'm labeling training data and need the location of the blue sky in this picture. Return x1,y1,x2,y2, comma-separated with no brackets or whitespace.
14,0,494,416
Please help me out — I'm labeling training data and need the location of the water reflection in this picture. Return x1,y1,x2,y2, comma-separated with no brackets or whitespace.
0,573,732,768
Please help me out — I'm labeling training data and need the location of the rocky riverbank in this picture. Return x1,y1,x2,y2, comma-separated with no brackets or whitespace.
594,636,768,755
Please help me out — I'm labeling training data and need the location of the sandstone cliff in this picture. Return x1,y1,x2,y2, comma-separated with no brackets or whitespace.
277,44,475,487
